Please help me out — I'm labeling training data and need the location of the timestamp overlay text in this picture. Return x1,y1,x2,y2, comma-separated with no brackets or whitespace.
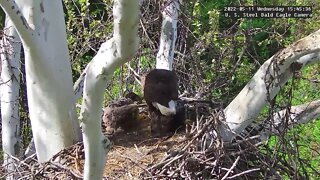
223,6,312,18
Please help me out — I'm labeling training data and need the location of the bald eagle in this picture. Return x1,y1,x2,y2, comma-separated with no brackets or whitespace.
143,69,185,137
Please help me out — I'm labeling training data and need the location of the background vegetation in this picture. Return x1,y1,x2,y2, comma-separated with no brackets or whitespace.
64,0,320,178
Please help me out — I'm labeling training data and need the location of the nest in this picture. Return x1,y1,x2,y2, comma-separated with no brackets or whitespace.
1,102,318,179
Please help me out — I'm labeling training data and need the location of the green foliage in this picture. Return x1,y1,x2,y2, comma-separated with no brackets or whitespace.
0,0,318,177
64,0,112,82
62,0,320,177
0,8,5,28
185,0,320,178
64,0,146,103
293,65,320,103
266,119,320,179
262,65,320,178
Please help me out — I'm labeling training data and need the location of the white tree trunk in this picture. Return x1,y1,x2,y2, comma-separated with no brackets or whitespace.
220,30,320,141
156,0,180,70
0,0,81,162
260,100,320,139
80,0,140,179
0,16,21,179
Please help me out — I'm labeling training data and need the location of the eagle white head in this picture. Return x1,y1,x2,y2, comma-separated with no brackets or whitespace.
152,100,176,116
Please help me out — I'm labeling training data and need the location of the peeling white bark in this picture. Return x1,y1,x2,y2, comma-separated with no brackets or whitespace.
0,0,81,162
233,51,320,142
80,0,140,179
221,30,320,141
156,0,180,70
0,16,21,179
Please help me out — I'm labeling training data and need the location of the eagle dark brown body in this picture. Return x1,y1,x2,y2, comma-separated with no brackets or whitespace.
143,69,185,137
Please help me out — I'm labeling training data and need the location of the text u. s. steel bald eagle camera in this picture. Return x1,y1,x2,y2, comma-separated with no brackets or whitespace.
143,69,185,137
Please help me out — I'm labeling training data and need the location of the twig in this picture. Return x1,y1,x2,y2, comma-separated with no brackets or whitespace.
134,144,142,154
49,161,83,179
221,156,240,180
226,168,260,179
118,153,154,179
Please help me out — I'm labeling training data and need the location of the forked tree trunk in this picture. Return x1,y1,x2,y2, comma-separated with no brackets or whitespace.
0,16,21,179
79,0,140,179
220,30,320,141
0,0,81,162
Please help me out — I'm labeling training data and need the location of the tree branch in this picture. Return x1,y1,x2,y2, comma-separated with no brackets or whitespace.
262,100,320,138
73,62,91,101
220,29,320,141
80,0,140,179
113,0,140,59
0,0,34,45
